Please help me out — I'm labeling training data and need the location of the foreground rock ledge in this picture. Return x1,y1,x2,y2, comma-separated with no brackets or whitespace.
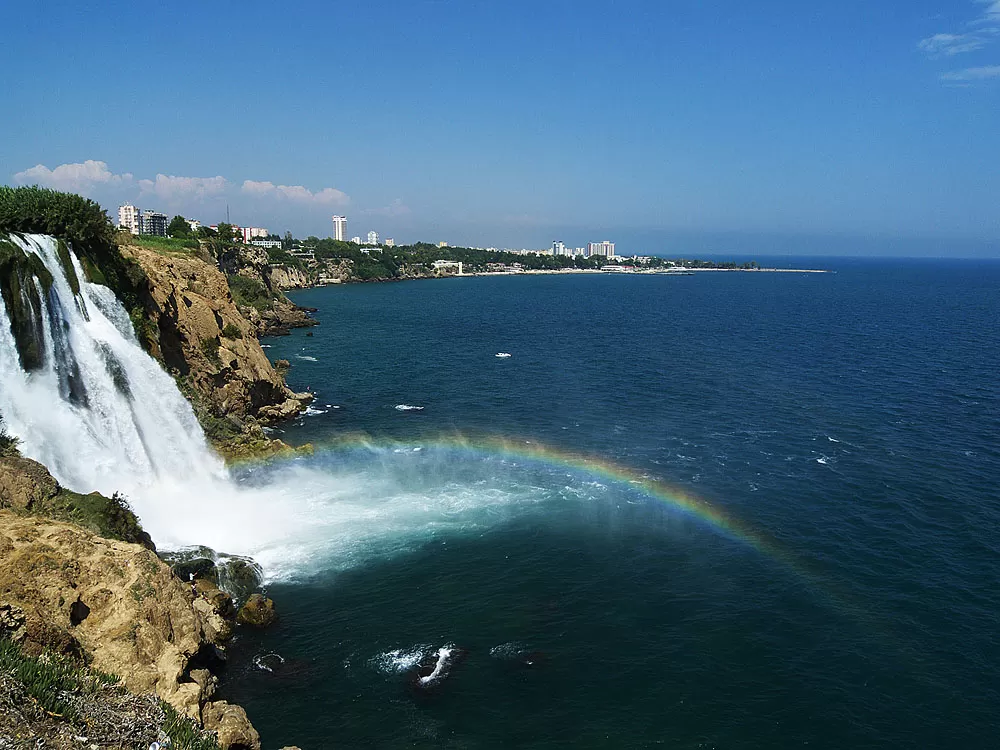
0,510,260,749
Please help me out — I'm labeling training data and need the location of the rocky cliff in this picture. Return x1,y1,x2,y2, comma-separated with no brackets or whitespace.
121,243,312,457
0,454,261,748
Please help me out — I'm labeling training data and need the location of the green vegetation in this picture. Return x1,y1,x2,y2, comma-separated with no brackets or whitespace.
0,636,114,721
162,703,223,750
30,488,155,550
0,412,20,457
128,233,201,254
0,637,219,749
200,336,221,364
221,322,243,339
167,215,194,239
226,273,277,312
0,186,152,351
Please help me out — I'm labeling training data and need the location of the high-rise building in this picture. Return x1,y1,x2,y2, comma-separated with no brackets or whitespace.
552,240,569,256
350,236,362,244
587,241,615,258
385,238,395,247
332,215,347,241
118,204,141,235
139,210,168,237
367,230,380,246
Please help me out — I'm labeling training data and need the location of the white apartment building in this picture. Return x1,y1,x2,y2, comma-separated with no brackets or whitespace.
367,230,380,246
241,226,269,244
350,236,362,244
587,241,616,258
332,215,347,241
118,204,141,235
552,240,569,256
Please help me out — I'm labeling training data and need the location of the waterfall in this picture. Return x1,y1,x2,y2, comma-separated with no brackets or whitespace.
0,234,225,492
0,234,553,579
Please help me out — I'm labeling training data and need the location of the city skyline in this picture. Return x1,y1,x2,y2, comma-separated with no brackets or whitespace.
2,1,999,256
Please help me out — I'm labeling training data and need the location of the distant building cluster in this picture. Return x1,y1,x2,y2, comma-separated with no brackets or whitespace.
117,204,168,237
551,240,615,258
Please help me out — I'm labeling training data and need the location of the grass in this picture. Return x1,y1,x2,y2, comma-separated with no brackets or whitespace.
29,487,154,549
0,637,116,721
126,234,201,254
0,637,220,749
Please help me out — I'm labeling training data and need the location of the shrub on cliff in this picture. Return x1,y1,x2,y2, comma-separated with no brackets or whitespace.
0,412,19,457
226,274,276,312
0,186,154,349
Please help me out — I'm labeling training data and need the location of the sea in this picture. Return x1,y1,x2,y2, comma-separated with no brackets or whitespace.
217,259,1000,749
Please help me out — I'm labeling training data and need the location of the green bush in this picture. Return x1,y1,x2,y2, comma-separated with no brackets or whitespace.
221,323,243,339
226,273,275,311
0,411,20,456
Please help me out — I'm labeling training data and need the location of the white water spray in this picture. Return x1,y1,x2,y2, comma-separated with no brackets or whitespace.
0,235,567,579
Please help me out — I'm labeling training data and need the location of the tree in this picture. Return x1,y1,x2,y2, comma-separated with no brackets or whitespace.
197,225,217,239
167,215,192,239
216,223,236,243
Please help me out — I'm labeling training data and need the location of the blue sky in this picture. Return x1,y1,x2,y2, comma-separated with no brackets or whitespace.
2,0,998,256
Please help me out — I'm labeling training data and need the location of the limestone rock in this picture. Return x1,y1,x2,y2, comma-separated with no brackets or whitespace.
120,244,309,428
236,593,277,628
0,510,218,719
202,700,261,750
0,454,59,510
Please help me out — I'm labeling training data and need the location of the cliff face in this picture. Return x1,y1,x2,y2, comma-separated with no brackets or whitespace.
266,264,311,290
121,244,311,451
0,508,259,743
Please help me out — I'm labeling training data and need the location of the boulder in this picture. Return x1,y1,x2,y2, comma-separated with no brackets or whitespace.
236,593,277,628
202,700,261,750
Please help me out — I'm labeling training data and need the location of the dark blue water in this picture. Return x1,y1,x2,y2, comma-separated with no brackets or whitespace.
223,261,1000,748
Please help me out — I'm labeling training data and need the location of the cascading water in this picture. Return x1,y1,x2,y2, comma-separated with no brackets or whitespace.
0,234,561,579
0,234,225,494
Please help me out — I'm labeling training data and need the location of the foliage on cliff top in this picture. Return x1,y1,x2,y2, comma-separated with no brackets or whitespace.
0,186,152,336
0,186,114,251
31,487,156,551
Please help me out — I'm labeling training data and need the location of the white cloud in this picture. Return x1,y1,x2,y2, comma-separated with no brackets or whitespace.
13,160,133,191
362,199,411,218
939,64,1000,80
919,2,1000,58
241,180,349,206
138,174,228,201
918,32,990,56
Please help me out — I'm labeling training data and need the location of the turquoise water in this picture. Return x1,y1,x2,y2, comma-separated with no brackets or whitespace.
222,261,999,748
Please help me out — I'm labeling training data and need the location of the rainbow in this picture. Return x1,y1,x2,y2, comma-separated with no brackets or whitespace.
247,431,805,575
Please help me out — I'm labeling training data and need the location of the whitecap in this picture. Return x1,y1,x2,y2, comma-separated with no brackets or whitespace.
371,646,428,674
296,355,318,362
395,404,425,411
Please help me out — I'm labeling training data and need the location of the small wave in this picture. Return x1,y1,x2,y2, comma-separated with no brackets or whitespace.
303,406,327,416
495,352,512,358
395,404,425,411
816,457,829,465
827,436,840,443
260,344,272,348
253,652,285,673
296,355,318,362
372,646,428,674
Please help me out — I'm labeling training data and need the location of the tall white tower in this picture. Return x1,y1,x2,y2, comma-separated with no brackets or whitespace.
332,215,347,242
